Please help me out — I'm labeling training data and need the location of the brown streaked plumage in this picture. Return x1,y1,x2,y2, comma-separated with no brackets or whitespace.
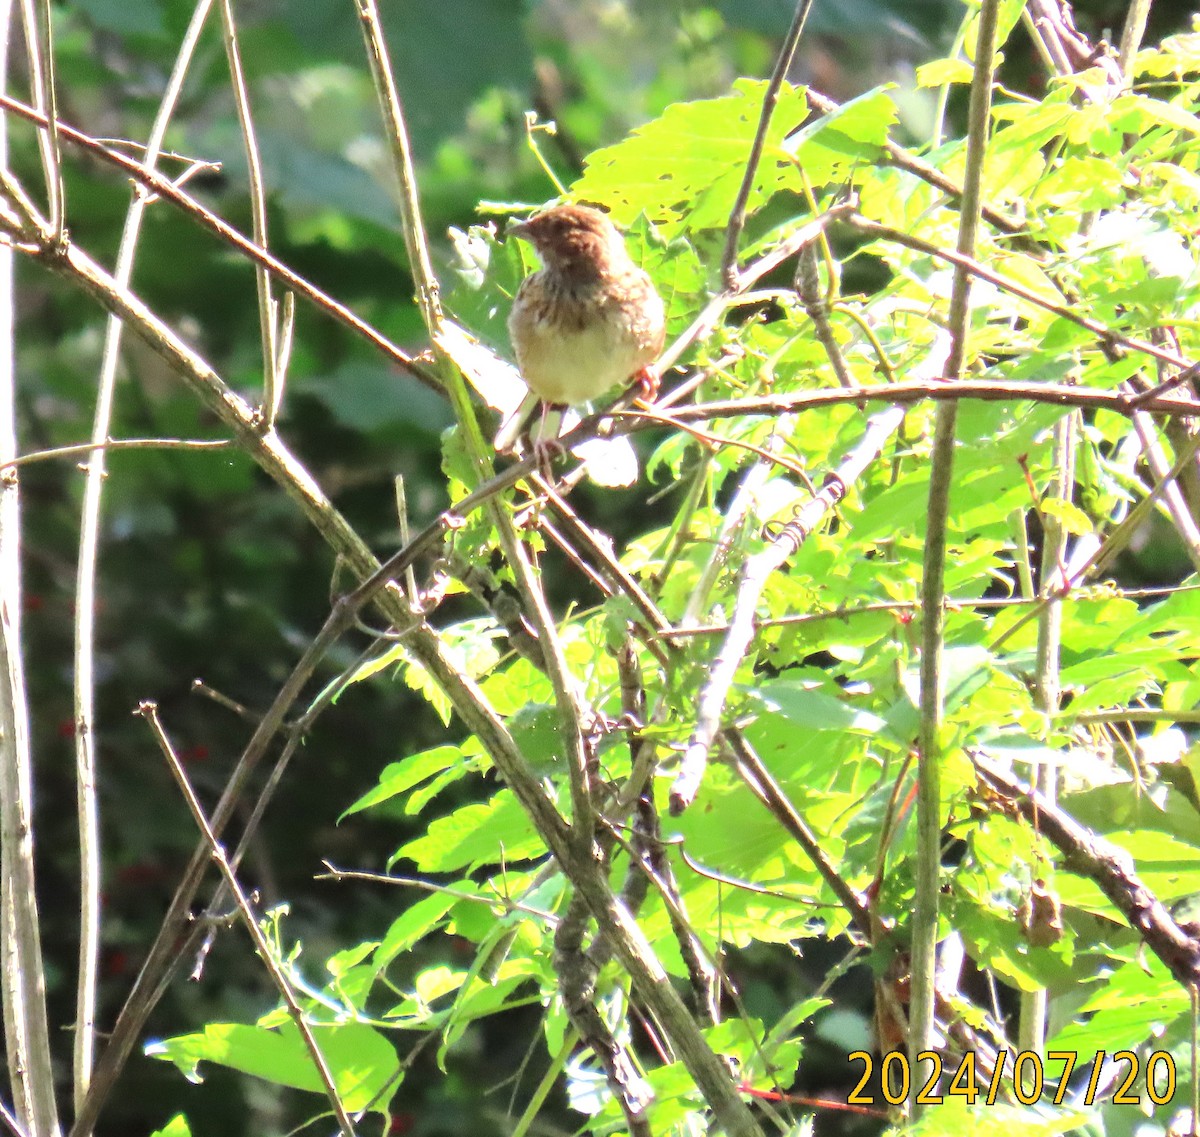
496,204,665,454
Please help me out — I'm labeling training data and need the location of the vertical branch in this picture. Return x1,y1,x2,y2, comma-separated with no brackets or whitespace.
1117,0,1153,81
910,0,1001,1104
1017,412,1075,1056
17,0,62,240
353,0,440,331
554,893,652,1137
0,2,59,1134
720,0,814,288
71,0,214,1112
218,0,283,424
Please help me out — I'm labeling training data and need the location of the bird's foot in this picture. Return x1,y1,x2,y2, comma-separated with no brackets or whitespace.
529,402,569,472
632,366,659,404
531,436,567,470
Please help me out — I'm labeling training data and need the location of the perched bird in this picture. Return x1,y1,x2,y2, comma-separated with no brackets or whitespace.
496,203,666,455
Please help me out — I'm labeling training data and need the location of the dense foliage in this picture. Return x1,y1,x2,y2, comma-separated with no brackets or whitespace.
5,3,1200,1137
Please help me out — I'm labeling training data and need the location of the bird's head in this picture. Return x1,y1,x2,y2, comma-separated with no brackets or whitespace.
508,204,630,281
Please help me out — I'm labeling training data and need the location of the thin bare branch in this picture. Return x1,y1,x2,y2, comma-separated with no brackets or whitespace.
1,436,230,469
554,892,652,1137
1129,407,1200,574
648,377,1200,424
0,3,58,1132
1117,0,1153,80
353,0,440,331
138,703,357,1137
0,1098,29,1137
71,4,214,1108
721,0,814,287
17,0,62,240
218,0,283,424
795,243,854,388
728,730,870,935
1019,410,1076,1056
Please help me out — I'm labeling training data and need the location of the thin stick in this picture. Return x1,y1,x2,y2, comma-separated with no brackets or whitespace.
18,0,62,241
1117,0,1153,81
796,242,854,388
353,0,440,330
645,379,1200,425
661,582,1200,638
911,0,1000,1101
1019,411,1075,1057
0,1097,28,1137
137,703,356,1137
2,436,230,470
71,5,214,1108
218,0,282,424
0,0,59,1130
1129,407,1200,574
728,731,870,935
721,0,814,287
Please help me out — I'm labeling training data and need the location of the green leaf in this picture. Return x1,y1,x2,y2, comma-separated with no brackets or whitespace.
1048,955,1189,1054
149,1116,191,1137
296,362,451,435
781,86,898,181
342,745,466,819
916,58,974,87
573,79,811,228
393,791,547,872
374,892,459,969
148,1022,400,1114
753,674,890,735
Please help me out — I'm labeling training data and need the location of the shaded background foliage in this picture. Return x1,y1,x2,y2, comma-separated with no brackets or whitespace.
10,0,1199,1135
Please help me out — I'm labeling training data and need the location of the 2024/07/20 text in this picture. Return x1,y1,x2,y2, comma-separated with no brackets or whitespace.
847,1048,1176,1107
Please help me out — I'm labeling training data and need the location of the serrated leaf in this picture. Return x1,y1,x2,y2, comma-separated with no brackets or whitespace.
393,790,546,872
573,79,810,228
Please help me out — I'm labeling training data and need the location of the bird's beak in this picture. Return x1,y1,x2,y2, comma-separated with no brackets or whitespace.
507,217,533,242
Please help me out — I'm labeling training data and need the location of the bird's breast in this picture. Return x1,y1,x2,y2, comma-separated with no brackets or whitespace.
508,270,664,406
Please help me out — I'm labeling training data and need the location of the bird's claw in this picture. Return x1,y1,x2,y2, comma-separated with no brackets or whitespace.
632,366,659,404
531,436,567,471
